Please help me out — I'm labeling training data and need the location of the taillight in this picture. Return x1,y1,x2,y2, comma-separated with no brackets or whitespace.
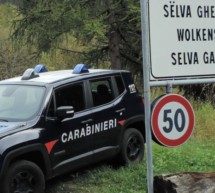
139,97,145,104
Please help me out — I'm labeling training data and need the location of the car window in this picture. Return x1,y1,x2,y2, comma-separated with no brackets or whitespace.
90,78,114,107
55,83,85,113
115,76,125,95
0,85,45,121
47,95,55,117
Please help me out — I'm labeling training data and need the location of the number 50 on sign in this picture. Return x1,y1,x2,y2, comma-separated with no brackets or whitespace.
151,94,195,147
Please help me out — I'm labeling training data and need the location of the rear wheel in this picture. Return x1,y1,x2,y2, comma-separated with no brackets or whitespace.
2,160,45,193
119,128,145,165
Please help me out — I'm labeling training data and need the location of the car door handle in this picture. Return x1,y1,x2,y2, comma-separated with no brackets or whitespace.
81,119,93,124
115,108,125,114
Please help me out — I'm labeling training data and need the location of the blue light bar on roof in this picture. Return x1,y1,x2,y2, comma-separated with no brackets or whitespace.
21,69,39,80
73,64,89,74
34,64,48,73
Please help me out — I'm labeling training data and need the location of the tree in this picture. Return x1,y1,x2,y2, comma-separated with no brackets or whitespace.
10,0,215,103
0,3,38,79
12,0,142,71
0,39,38,79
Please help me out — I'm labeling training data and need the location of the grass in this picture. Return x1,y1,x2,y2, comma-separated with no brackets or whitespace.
46,161,147,193
193,101,215,141
153,140,215,174
46,141,215,193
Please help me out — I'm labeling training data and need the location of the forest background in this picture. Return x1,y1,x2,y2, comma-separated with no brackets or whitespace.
1,1,215,193
0,0,142,79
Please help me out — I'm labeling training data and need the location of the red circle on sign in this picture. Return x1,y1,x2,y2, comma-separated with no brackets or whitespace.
151,94,195,147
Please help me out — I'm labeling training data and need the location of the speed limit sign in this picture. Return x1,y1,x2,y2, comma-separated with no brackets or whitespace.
151,94,195,147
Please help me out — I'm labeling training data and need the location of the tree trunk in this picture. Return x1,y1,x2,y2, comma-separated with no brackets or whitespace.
154,172,215,193
107,0,121,69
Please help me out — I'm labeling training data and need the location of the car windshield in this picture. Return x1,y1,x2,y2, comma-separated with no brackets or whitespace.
0,85,45,121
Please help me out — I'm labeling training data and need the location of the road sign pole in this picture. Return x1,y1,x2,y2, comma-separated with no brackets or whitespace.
140,0,154,193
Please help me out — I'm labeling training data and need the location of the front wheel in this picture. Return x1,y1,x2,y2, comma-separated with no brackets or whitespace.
119,128,145,165
2,160,45,193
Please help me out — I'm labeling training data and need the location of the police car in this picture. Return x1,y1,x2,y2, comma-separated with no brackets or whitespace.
0,64,145,193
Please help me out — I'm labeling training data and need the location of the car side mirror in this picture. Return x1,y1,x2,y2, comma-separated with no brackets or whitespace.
56,106,74,120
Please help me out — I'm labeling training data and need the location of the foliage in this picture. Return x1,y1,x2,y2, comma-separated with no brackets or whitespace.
1,1,213,103
0,4,87,78
12,0,142,71
192,100,215,141
0,4,39,79
0,40,38,79
181,84,215,106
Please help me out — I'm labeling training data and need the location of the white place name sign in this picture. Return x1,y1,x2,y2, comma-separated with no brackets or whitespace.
149,0,215,80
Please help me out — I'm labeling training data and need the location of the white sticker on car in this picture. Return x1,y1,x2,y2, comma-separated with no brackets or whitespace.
61,118,117,143
129,84,136,93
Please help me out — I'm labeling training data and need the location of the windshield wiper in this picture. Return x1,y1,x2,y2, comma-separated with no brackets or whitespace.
0,119,8,122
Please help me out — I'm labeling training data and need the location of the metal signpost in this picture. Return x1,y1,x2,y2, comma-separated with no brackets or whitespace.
141,0,215,192
141,0,154,192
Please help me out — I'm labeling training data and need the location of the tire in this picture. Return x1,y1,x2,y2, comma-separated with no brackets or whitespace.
2,160,45,193
119,128,145,165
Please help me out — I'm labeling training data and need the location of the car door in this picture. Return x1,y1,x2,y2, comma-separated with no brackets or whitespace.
88,76,126,160
45,81,94,175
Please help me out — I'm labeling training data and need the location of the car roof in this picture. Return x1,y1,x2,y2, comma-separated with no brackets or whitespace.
0,68,128,86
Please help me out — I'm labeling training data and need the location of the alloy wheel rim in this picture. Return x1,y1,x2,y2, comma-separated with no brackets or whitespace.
10,171,35,193
127,135,141,161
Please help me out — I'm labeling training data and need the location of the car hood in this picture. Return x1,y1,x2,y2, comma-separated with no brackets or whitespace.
0,122,26,136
